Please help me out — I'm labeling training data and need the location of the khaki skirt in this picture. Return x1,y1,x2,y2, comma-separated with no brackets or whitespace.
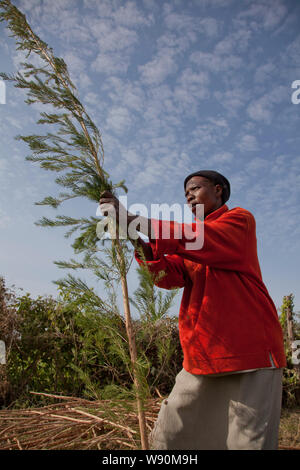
150,367,283,450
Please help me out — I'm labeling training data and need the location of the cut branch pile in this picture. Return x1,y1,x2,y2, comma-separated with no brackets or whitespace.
0,392,162,450
1,392,300,450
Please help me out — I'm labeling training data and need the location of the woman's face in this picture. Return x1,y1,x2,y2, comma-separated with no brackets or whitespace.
185,176,223,218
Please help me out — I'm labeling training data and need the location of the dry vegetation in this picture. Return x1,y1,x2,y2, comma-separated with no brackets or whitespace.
278,407,300,450
0,392,162,450
0,392,299,450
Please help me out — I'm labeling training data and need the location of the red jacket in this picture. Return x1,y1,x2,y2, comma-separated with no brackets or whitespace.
135,204,286,375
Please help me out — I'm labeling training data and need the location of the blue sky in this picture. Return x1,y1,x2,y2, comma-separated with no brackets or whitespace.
0,0,300,315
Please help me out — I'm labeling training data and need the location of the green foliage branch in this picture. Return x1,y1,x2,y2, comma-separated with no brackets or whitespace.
0,1,180,448
0,0,151,446
0,0,129,256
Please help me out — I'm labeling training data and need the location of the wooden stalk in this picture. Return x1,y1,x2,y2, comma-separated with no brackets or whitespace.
285,296,294,348
115,238,149,450
25,15,149,448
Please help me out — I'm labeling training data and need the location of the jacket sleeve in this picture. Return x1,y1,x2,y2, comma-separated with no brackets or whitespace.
135,249,187,290
148,208,252,271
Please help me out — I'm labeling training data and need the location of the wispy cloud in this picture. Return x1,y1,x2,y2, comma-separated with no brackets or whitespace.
214,88,248,115
138,51,178,86
237,134,259,152
173,69,210,114
103,77,145,113
247,86,288,123
190,50,243,73
237,0,288,31
254,62,276,83
283,34,300,68
164,11,219,39
105,106,133,135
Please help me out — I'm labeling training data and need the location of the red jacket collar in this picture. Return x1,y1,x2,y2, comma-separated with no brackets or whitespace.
204,204,228,222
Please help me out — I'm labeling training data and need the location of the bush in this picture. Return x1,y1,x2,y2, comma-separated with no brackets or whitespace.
2,276,299,409
0,278,182,408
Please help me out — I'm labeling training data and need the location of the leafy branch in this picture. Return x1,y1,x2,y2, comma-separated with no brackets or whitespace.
0,0,148,449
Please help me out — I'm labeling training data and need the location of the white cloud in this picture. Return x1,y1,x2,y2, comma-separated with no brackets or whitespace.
207,117,229,129
173,69,210,114
199,18,220,38
91,52,130,75
190,50,243,73
210,151,233,164
237,134,259,152
85,10,143,77
103,77,145,113
19,0,90,44
229,173,248,193
254,62,276,83
83,92,100,107
157,31,197,55
113,1,154,27
132,150,191,194
135,83,181,130
270,154,300,176
247,100,272,123
63,52,86,74
189,22,252,82
138,13,220,88
214,28,252,55
284,34,300,67
245,157,268,173
214,88,248,115
189,118,230,151
177,69,209,90
42,0,74,14
19,0,43,15
164,12,219,39
12,48,44,73
92,23,138,53
247,86,288,123
105,106,132,135
63,51,92,90
262,4,287,30
83,0,153,27
138,50,177,86
238,0,287,31
123,149,141,166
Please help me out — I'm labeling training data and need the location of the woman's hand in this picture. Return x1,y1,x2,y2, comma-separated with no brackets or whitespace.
98,191,153,260
99,190,136,237
99,190,122,221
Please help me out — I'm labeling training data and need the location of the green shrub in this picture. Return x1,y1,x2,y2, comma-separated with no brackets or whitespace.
0,278,182,407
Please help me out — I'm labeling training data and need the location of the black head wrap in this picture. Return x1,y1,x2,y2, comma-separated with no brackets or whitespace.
184,170,231,204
